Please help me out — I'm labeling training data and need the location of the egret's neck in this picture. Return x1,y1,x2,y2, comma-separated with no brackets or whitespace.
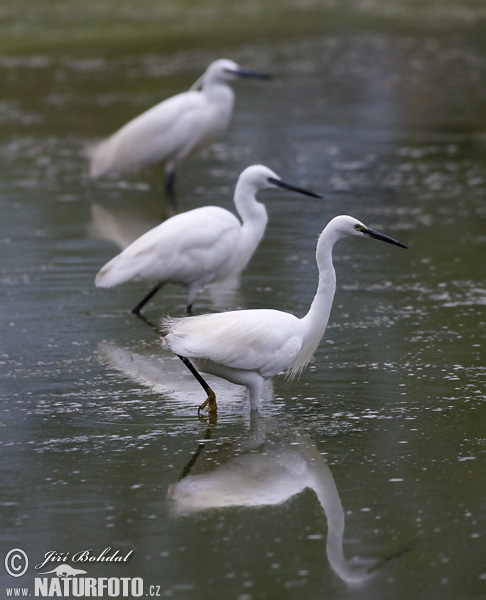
234,181,268,232
287,218,353,380
233,181,268,266
300,231,338,355
202,80,235,111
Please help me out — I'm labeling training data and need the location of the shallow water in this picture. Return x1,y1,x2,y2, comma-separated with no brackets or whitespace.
1,8,485,600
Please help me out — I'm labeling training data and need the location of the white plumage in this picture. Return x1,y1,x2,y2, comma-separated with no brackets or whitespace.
95,164,320,314
165,309,304,377
163,215,407,412
89,58,271,199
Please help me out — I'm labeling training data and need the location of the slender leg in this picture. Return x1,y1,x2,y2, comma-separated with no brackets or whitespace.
166,170,176,196
131,283,163,315
165,170,177,213
177,354,217,414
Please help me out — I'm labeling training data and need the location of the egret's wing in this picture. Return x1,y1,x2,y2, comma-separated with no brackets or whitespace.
164,310,304,377
95,207,240,287
89,91,210,177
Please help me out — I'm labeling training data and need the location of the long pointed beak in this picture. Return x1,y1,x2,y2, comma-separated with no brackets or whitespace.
232,68,273,81
364,227,408,249
268,177,322,199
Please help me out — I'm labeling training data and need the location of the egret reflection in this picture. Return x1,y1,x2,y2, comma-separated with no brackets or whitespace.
169,424,382,586
89,202,162,251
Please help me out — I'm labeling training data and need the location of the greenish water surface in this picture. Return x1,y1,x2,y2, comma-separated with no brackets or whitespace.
1,3,485,600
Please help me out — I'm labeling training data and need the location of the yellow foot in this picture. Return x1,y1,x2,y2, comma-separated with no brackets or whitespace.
198,388,217,414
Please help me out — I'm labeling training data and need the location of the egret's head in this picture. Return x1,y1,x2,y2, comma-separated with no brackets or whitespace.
205,59,272,84
237,164,322,198
328,215,408,248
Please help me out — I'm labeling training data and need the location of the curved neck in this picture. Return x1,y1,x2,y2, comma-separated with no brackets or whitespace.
301,232,337,339
202,79,235,108
234,179,268,231
286,225,339,379
233,180,268,267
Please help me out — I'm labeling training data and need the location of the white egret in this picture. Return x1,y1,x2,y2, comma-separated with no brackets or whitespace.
162,215,407,413
95,164,321,315
88,58,271,202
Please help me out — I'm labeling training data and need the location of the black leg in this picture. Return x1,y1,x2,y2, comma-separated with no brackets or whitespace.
176,354,217,414
165,171,178,213
166,170,176,195
131,283,163,315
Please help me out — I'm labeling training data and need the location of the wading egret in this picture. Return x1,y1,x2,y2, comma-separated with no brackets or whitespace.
89,58,271,202
95,164,321,315
162,215,407,413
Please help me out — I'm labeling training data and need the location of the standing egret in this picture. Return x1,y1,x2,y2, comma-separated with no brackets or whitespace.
95,165,321,315
162,215,407,413
88,58,271,203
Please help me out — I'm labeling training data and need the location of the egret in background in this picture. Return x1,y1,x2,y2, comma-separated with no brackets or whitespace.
95,165,321,315
162,215,407,413
89,58,272,204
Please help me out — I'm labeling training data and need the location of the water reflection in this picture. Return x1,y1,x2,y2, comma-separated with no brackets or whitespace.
89,202,160,250
169,420,385,586
0,10,483,597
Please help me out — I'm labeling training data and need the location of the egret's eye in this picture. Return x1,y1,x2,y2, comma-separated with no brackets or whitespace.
354,224,365,232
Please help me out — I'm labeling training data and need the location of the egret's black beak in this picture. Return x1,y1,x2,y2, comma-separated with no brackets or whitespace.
268,177,322,199
232,68,273,81
363,227,408,249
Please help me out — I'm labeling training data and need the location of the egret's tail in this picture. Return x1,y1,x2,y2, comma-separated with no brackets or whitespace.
95,255,133,288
